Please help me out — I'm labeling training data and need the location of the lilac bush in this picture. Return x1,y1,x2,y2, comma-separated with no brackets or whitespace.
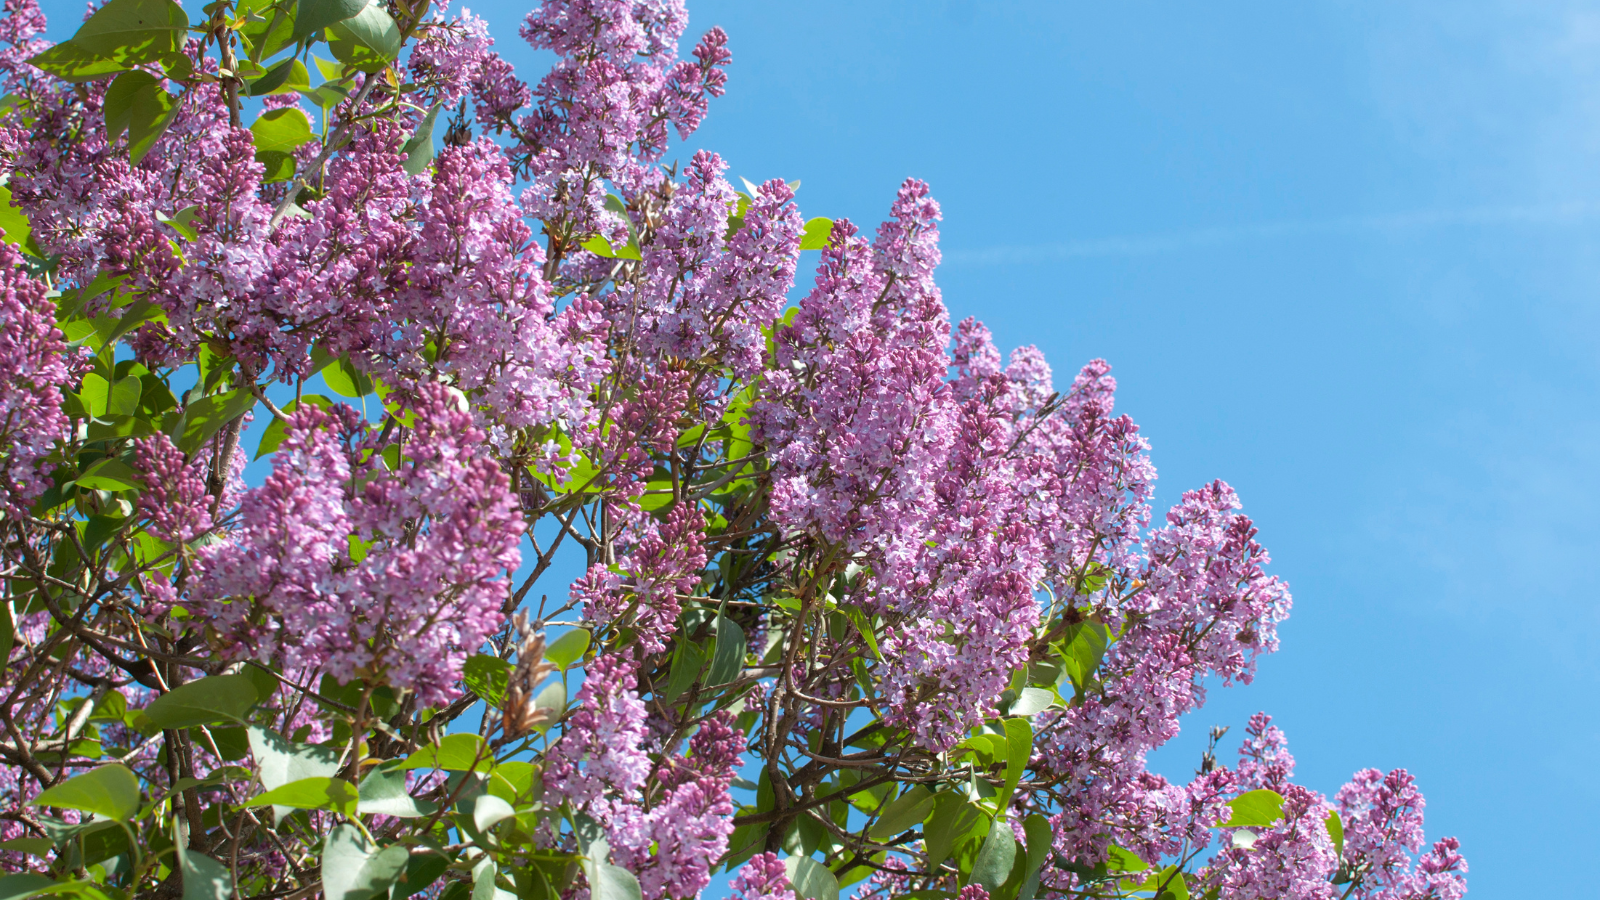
0,0,1466,898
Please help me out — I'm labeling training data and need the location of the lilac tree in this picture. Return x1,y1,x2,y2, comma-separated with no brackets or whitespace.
0,0,1467,898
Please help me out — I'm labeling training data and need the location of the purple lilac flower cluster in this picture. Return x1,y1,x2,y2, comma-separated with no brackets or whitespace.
0,0,1468,896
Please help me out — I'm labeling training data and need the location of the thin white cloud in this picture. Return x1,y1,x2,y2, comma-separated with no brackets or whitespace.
944,199,1600,265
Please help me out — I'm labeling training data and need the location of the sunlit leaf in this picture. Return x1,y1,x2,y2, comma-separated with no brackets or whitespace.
103,69,178,163
402,733,491,772
292,0,367,43
251,107,315,155
247,58,310,96
143,674,261,728
463,654,513,704
783,856,837,900
970,818,1017,893
358,762,437,819
69,0,189,66
32,764,141,821
248,776,358,815
799,217,833,250
402,104,441,175
545,628,590,671
1224,790,1285,828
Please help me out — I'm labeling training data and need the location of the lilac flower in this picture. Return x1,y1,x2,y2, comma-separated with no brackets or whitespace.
1203,785,1338,900
195,385,521,704
0,0,1471,893
1132,480,1292,686
0,0,46,95
386,138,608,441
730,853,795,900
545,653,653,814
132,432,213,543
0,241,73,511
1387,838,1468,900
1236,711,1296,792
1337,768,1441,899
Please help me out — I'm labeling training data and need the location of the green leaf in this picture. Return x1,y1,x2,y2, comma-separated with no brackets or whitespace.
869,784,933,840
839,606,881,661
1017,814,1052,900
251,107,315,155
249,775,358,814
321,355,374,397
0,837,50,858
0,874,53,900
247,725,340,821
94,297,166,348
77,457,141,492
402,733,491,772
580,856,641,900
292,0,367,43
581,235,618,258
254,395,332,458
31,764,141,820
545,628,590,671
1059,619,1110,693
300,82,352,111
156,205,201,241
143,674,260,728
327,2,401,69
240,5,295,65
1325,810,1344,859
578,233,641,261
179,846,234,900
706,614,746,687
25,42,124,82
174,389,255,454
80,373,110,417
1006,687,1055,717
0,185,32,252
403,104,441,176
247,58,310,96
201,725,251,761
473,859,515,900
101,70,141,137
324,824,409,900
312,54,346,82
164,50,193,81
970,819,1017,893
257,150,296,184
109,373,142,416
924,792,984,870
997,717,1033,811
798,217,833,251
661,638,705,703
532,680,565,724
103,68,179,163
1225,789,1286,828
462,654,513,704
247,728,337,785
461,792,514,833
358,762,437,818
783,856,836,900
1104,844,1149,873
69,0,189,66
398,853,450,899
1151,865,1189,900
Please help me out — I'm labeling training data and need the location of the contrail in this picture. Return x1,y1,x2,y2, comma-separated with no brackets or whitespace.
943,200,1600,266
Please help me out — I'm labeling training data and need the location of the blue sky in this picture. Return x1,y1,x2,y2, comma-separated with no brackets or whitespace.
40,0,1600,893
